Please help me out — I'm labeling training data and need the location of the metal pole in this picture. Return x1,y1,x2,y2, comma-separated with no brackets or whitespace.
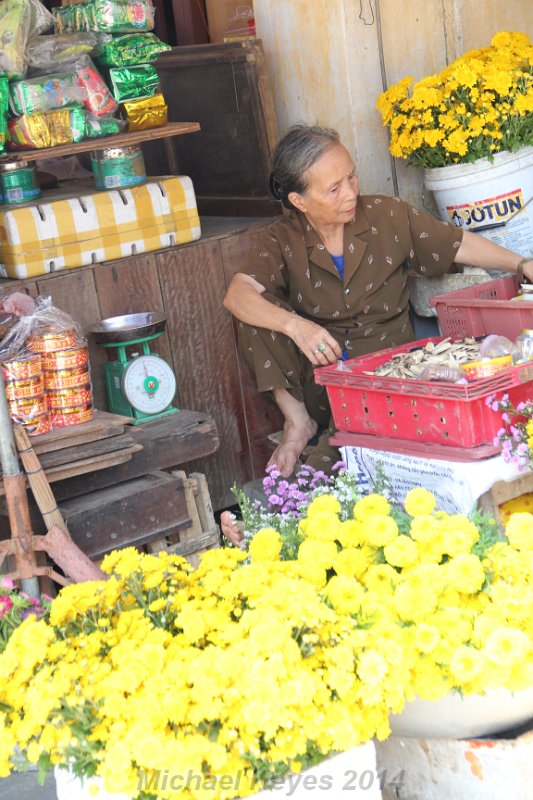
0,371,40,596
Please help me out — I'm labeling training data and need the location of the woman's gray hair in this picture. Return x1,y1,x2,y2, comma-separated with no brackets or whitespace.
269,125,340,210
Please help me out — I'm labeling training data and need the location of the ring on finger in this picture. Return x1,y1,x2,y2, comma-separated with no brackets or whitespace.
317,343,327,353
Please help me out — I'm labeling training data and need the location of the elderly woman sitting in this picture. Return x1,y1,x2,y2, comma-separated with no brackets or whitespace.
223,124,533,485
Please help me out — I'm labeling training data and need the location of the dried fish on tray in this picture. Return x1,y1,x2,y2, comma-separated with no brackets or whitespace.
367,337,481,379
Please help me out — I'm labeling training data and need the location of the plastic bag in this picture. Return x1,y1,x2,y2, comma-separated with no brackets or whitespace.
94,31,170,66
74,54,117,116
479,334,520,361
0,0,53,79
27,0,54,36
0,0,32,79
7,107,124,150
223,4,256,43
0,297,93,435
9,73,87,116
27,32,108,71
54,0,155,34
417,364,467,383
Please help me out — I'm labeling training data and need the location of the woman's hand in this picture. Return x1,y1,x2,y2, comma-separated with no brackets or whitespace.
285,316,342,366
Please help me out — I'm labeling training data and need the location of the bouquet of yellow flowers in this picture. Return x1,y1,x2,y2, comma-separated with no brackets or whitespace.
376,31,533,168
2,476,533,798
0,547,398,799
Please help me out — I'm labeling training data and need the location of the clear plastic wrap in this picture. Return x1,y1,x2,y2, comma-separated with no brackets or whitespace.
0,0,53,79
74,54,117,116
27,32,108,71
54,0,155,34
9,73,87,116
94,31,170,66
0,297,93,435
7,107,124,150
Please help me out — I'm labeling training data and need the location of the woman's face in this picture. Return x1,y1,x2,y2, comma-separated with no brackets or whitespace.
289,143,359,227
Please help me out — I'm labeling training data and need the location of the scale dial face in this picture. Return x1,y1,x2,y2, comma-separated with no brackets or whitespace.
121,354,176,414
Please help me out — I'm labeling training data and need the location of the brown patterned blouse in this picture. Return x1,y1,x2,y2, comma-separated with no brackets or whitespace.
243,194,464,358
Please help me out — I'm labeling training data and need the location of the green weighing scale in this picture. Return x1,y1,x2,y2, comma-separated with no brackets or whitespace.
90,312,179,424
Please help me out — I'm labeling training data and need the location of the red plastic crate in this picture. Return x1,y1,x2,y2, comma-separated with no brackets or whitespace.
314,337,533,447
429,274,533,339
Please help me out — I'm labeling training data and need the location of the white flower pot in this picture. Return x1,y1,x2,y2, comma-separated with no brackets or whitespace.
55,743,381,799
424,146,533,253
55,767,130,800
252,743,381,799
389,686,533,739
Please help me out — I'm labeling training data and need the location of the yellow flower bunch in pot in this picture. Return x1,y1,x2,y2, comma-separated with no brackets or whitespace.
0,546,399,800
376,31,533,168
245,483,533,739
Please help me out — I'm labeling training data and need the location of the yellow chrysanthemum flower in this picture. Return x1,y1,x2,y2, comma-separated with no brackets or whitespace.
248,527,282,562
307,494,342,517
363,514,399,548
404,488,436,517
445,553,486,594
353,493,390,520
505,512,533,552
384,535,419,568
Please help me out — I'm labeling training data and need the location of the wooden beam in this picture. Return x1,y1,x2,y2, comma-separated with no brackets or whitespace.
170,0,210,45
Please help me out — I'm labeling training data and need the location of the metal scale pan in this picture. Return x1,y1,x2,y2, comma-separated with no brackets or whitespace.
89,312,168,344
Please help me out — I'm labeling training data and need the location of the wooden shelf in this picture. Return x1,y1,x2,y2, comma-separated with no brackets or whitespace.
0,121,201,164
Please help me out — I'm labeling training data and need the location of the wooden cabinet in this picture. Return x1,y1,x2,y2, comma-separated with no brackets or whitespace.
0,216,283,509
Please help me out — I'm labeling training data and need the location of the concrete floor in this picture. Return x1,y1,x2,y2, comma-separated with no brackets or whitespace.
0,771,56,800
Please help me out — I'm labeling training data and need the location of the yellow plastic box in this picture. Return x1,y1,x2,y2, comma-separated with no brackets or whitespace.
0,175,201,279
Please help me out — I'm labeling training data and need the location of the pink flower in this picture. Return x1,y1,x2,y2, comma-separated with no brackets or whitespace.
0,595,13,616
0,577,14,591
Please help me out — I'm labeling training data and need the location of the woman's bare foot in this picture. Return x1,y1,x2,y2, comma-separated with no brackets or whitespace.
267,416,318,477
267,389,319,478
220,511,245,547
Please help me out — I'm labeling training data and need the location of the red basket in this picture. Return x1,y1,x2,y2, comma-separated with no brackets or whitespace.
429,274,533,339
314,337,533,447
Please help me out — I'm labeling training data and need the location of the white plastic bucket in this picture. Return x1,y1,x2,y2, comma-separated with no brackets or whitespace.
424,146,533,256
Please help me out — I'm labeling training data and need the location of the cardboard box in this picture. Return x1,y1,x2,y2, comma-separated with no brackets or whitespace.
0,176,201,279
205,1,254,43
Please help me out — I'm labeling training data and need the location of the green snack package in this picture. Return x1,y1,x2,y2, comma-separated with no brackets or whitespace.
70,107,123,142
95,32,170,67
9,72,85,116
54,1,155,34
107,64,159,102
70,107,87,143
84,113,123,139
0,73,8,154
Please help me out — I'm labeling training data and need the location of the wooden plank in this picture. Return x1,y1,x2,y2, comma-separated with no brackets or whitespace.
33,418,129,455
31,411,132,453
170,0,210,45
147,470,220,568
37,433,137,470
0,122,201,164
189,472,217,533
157,240,250,509
0,444,142,497
45,444,143,481
50,409,219,501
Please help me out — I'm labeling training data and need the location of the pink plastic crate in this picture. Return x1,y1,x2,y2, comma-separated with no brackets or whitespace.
314,337,533,447
429,274,533,339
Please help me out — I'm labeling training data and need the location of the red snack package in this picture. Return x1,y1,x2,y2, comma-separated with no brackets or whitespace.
75,55,117,117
